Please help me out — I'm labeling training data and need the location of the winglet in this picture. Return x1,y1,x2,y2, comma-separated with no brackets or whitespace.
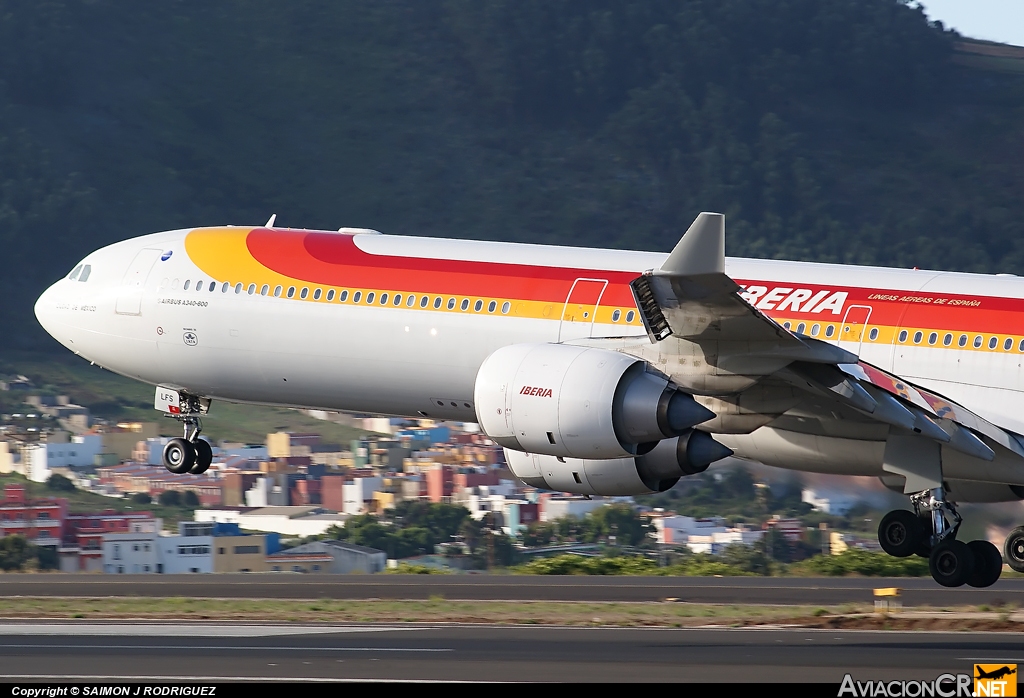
265,214,277,228
660,212,725,276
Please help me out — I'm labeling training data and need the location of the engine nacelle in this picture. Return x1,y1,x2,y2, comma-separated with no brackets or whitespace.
475,343,714,459
504,430,733,496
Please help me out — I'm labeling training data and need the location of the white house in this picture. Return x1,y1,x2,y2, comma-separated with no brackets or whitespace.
25,435,105,482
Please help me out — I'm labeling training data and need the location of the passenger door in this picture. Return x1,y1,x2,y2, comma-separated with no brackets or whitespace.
559,278,607,342
115,248,163,315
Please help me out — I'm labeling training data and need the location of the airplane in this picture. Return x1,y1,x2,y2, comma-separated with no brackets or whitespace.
976,666,1017,681
32,212,1024,588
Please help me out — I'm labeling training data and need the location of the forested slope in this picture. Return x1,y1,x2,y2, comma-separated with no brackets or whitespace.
1,0,1023,346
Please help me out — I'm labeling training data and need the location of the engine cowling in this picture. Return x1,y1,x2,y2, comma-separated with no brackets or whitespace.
475,343,714,459
504,430,733,496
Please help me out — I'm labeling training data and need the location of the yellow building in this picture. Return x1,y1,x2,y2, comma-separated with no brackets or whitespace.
213,536,271,573
101,423,159,461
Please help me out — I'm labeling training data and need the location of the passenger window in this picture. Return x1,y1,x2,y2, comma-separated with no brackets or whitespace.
898,330,907,343
625,310,635,323
474,300,483,312
811,324,820,336
394,294,402,306
488,301,497,313
196,281,204,292
247,283,256,295
612,309,621,322
209,282,216,293
287,287,296,298
260,285,269,296
353,291,361,303
826,325,835,338
68,265,83,281
913,331,922,344
795,322,805,334
434,297,442,309
172,278,180,290
943,333,952,346
461,299,469,311
420,296,429,308
380,293,388,304
447,298,456,310
222,282,230,293
989,336,998,350
868,328,878,341
974,335,983,348
234,283,243,294
301,288,309,300
1019,339,1024,352
340,290,348,302
502,302,511,314
184,280,191,291
783,321,792,330
1004,338,1013,351
79,265,92,282
313,288,322,300
366,292,374,303
274,286,282,297
959,334,967,347
928,332,937,345
327,289,335,301
407,295,415,307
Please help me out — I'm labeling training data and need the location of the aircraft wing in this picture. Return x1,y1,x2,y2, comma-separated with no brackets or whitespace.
630,213,1024,465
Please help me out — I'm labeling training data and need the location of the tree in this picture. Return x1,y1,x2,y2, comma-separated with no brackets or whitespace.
0,535,36,571
158,490,181,507
182,490,200,507
131,492,152,504
45,473,75,492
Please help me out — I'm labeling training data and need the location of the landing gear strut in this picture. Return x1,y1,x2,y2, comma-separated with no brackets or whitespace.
161,392,213,475
877,487,1002,588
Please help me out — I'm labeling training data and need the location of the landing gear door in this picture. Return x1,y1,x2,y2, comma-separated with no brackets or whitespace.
837,304,872,357
559,278,608,342
115,248,163,315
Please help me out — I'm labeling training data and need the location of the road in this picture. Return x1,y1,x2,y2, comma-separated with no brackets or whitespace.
0,623,1018,682
1,574,1023,605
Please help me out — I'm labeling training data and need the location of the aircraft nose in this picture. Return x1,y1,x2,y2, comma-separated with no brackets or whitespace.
34,282,62,341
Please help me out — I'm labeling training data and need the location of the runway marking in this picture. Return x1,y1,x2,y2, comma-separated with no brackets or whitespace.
0,624,432,637
0,644,451,652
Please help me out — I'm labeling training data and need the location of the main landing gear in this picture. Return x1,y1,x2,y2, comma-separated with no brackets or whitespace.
161,392,213,476
877,487,1002,588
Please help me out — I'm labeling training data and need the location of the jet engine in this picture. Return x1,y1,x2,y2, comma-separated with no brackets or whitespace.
475,343,715,460
504,430,733,496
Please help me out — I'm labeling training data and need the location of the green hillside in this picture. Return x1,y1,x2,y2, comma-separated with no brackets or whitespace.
1,0,1023,349
0,351,369,444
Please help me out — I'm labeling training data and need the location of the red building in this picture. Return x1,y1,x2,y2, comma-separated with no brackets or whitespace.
0,484,67,546
763,516,804,542
426,464,454,503
453,469,500,490
290,478,321,506
62,510,158,572
320,475,346,512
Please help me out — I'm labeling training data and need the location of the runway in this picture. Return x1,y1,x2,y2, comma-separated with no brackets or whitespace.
2,574,1023,606
0,623,1019,682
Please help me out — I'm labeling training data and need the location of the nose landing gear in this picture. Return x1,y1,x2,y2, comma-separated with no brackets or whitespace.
877,487,1002,588
160,391,213,476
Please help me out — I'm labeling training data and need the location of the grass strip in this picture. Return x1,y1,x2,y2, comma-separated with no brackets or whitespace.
0,597,1019,631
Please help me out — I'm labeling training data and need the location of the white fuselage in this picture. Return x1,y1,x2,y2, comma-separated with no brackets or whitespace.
34,226,1024,476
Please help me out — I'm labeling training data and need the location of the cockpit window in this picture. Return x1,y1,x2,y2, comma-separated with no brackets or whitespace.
78,265,92,282
68,265,83,281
